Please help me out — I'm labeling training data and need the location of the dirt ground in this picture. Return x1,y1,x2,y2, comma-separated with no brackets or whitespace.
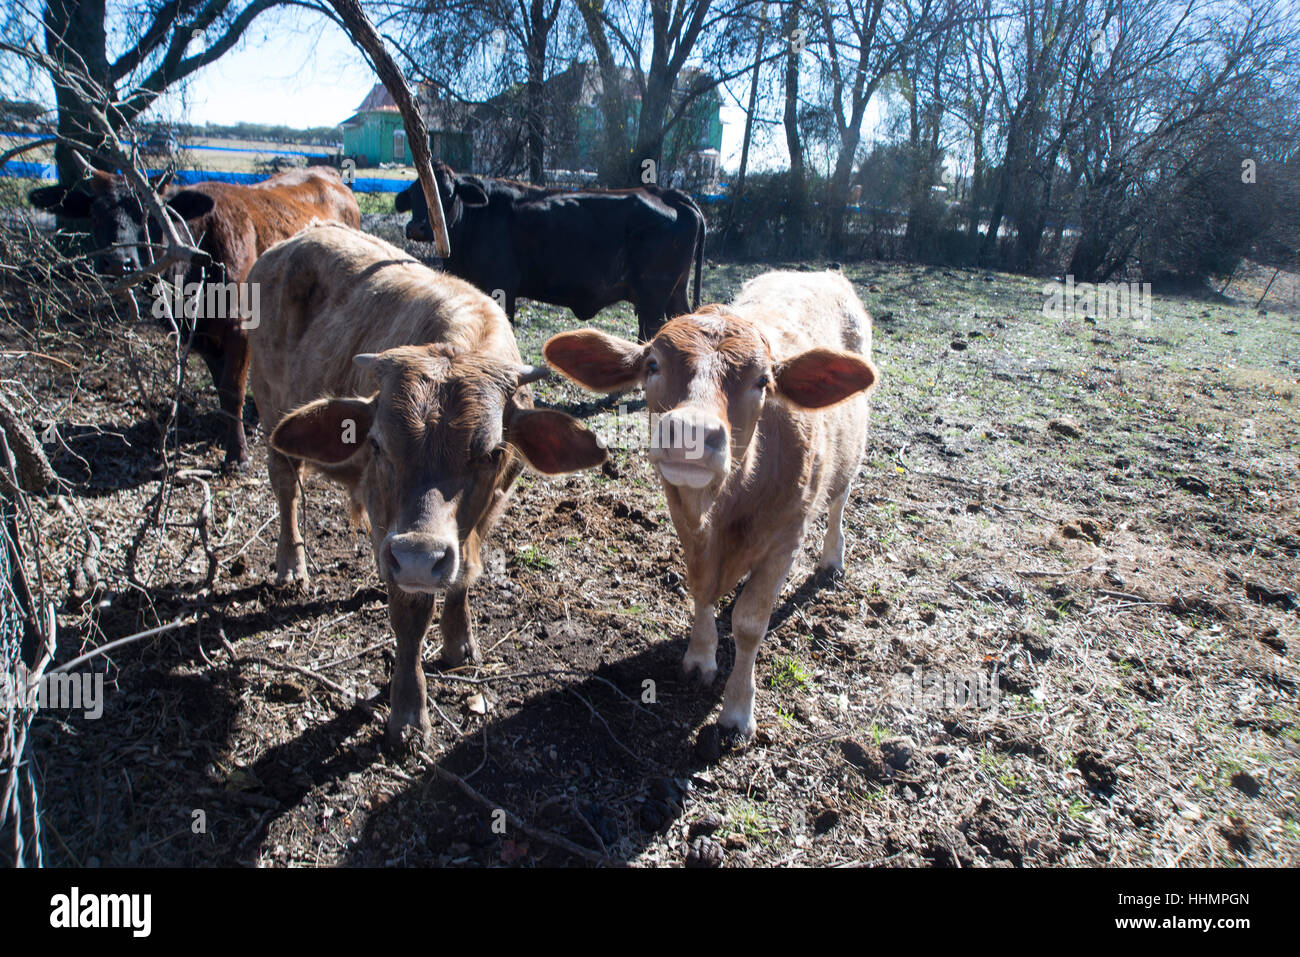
4,211,1298,868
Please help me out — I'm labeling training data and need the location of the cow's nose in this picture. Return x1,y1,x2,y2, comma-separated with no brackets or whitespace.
405,221,431,242
383,533,459,591
650,408,729,488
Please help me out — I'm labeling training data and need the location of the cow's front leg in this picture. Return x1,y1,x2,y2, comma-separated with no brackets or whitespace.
216,326,251,470
719,548,797,740
387,589,437,749
438,584,479,667
268,449,308,586
681,596,718,684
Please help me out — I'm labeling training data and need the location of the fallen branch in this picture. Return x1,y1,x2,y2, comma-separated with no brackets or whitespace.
415,751,618,866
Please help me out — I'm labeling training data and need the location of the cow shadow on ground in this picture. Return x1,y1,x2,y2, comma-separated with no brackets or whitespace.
50,400,258,494
40,561,840,865
336,637,729,867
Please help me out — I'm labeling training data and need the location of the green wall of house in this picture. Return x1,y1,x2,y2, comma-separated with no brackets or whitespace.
343,111,473,169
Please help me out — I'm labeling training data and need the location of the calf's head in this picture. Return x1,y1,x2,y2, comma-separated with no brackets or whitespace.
395,162,487,243
270,345,605,592
544,307,878,490
29,170,213,276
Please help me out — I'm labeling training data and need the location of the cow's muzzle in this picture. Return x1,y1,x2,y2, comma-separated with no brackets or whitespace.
405,220,433,243
649,408,728,489
382,531,459,592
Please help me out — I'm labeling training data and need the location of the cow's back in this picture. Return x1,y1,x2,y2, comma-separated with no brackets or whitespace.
248,222,517,429
181,169,360,282
731,270,870,360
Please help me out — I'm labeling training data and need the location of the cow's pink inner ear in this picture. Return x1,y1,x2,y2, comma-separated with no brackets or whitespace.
543,330,644,394
271,397,375,465
774,349,879,409
508,409,607,474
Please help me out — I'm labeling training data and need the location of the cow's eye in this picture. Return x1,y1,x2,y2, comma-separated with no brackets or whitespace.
755,373,772,391
472,446,505,468
646,357,660,376
369,434,384,457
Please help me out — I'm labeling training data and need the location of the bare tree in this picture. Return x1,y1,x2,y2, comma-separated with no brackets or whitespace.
3,1,294,185
808,0,949,254
578,0,759,186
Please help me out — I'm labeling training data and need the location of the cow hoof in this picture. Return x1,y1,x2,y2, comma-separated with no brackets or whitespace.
440,641,481,669
222,453,252,474
273,564,310,590
385,714,431,756
681,654,717,686
717,708,757,742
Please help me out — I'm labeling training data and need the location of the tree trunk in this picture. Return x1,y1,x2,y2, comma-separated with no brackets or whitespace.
524,18,547,184
826,125,862,255
45,0,112,182
631,68,672,186
729,13,767,224
966,112,985,241
782,2,806,255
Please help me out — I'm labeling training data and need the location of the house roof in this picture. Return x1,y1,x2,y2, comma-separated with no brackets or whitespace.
356,83,400,113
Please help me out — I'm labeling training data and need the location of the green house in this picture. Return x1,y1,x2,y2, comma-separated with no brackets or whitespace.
340,85,472,169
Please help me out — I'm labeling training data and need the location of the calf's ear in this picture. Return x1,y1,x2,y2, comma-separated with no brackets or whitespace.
271,396,376,465
29,184,92,218
394,186,413,213
543,330,645,394
166,189,215,220
774,348,879,409
508,408,607,474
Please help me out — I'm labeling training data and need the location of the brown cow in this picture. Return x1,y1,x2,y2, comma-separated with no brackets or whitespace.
544,270,879,739
247,223,606,747
30,168,361,468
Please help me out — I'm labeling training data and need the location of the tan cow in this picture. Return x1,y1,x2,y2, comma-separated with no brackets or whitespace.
544,270,879,739
247,223,606,747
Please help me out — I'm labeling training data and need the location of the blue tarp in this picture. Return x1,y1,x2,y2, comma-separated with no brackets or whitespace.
1,159,410,193
0,131,332,158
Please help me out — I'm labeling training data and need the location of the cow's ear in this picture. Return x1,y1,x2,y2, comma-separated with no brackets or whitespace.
29,184,93,218
150,169,174,191
507,408,607,474
394,186,413,212
455,180,488,207
166,189,214,220
543,329,645,394
773,348,879,409
271,396,375,465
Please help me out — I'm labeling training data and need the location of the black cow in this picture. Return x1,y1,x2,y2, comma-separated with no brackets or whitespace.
396,163,705,341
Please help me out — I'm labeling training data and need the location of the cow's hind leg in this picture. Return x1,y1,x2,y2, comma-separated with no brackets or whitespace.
269,448,309,586
719,543,798,740
387,590,437,749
